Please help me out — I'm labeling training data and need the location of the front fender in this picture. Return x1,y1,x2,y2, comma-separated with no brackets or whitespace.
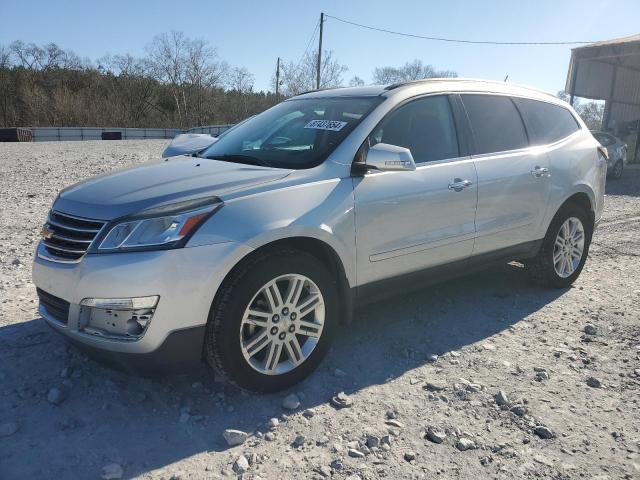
188,177,357,286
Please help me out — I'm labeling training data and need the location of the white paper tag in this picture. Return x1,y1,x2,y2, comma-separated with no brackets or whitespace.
304,119,348,131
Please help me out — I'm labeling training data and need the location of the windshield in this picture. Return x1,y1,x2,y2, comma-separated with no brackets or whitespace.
200,96,382,169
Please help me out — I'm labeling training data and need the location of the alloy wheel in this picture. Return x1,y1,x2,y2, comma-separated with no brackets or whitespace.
553,217,585,278
239,274,325,375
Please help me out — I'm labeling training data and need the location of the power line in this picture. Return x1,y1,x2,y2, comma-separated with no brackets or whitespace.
294,19,320,72
325,14,597,46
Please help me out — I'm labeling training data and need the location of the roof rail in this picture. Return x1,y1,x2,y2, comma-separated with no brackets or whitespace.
384,77,462,90
384,77,556,98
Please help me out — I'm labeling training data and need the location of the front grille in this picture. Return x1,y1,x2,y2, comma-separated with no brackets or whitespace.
37,288,70,325
42,210,106,262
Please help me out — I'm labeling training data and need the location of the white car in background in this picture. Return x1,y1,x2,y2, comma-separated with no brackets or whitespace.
591,130,628,179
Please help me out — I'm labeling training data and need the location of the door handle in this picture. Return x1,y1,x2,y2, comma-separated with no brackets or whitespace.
531,166,550,178
448,178,473,192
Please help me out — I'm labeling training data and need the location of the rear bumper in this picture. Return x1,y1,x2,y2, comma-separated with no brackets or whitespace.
47,320,206,375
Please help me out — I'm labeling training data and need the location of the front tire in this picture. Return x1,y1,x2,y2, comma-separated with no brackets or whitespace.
527,203,593,288
204,249,338,392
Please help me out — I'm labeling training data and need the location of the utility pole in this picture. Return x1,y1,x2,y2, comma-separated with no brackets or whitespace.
316,12,324,90
275,57,281,100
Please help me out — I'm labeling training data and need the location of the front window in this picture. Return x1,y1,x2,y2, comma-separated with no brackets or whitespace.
200,96,382,169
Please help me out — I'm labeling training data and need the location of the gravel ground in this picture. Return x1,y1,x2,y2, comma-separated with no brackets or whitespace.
1,140,639,480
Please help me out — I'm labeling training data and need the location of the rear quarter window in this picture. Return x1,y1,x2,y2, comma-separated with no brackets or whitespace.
461,94,529,155
514,98,581,145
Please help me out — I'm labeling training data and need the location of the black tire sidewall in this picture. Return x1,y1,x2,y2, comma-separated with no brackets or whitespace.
613,161,623,179
206,251,338,392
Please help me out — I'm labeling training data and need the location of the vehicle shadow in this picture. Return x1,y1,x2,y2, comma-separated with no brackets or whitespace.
0,263,566,479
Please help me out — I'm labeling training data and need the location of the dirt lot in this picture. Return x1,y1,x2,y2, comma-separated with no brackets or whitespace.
1,140,639,480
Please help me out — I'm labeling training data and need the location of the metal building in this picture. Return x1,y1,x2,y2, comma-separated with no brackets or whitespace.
566,34,640,161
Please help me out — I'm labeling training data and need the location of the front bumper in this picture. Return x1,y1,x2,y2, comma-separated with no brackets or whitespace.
33,240,253,371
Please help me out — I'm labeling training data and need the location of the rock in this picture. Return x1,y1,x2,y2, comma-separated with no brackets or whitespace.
292,435,306,448
424,381,446,392
11,258,22,266
302,408,315,418
315,465,332,477
223,429,248,447
586,377,602,388
47,387,65,405
385,419,404,428
268,417,279,429
282,393,300,410
101,463,123,480
494,390,509,406
425,426,446,444
265,432,276,441
427,354,438,362
534,425,555,439
456,438,475,451
386,408,397,419
345,475,361,480
583,324,598,335
0,421,19,437
536,371,550,381
404,451,416,462
233,455,250,474
348,448,365,458
366,435,380,448
510,404,527,417
330,391,353,409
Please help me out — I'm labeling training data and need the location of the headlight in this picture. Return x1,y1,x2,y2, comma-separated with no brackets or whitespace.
94,196,222,252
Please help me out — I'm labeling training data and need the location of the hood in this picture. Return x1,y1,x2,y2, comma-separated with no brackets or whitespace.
162,133,219,157
54,156,291,220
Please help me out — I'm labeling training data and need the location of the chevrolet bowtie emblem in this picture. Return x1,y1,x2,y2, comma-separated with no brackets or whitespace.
40,225,54,240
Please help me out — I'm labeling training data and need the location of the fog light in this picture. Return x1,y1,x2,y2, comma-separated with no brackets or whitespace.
79,296,159,340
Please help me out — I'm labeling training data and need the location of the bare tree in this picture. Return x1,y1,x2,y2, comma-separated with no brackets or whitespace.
0,44,11,68
277,50,347,96
349,75,365,87
147,31,190,126
372,59,457,84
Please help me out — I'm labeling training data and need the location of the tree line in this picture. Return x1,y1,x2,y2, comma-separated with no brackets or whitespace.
0,32,602,130
0,32,462,129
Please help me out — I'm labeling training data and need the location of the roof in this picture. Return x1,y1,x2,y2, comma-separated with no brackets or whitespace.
294,78,557,102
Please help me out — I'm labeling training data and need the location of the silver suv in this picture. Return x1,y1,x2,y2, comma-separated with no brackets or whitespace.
33,79,606,392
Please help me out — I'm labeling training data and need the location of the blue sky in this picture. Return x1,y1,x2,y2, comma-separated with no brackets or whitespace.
1,0,639,93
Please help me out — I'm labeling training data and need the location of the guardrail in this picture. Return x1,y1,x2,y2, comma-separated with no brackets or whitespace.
30,127,184,142
7,125,236,142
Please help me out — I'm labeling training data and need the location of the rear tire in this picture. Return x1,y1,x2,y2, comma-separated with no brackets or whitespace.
610,160,623,180
204,248,338,393
527,203,593,288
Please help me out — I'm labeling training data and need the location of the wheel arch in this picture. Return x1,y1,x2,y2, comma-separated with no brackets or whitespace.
558,191,595,227
216,236,353,325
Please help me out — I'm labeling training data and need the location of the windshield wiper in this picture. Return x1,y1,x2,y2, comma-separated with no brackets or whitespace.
206,154,274,168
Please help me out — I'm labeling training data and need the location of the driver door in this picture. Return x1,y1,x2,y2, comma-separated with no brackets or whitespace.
353,95,478,286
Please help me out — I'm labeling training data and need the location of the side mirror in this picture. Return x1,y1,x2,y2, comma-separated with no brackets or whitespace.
362,143,416,172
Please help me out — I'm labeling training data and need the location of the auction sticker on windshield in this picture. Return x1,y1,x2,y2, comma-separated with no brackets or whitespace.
304,119,348,131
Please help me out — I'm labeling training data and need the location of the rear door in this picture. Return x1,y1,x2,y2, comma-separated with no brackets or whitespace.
460,93,551,255
353,95,478,286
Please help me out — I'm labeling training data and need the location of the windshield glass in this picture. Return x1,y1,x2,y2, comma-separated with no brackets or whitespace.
200,96,382,169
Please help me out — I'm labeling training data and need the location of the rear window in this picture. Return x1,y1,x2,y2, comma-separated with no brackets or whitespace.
461,94,528,154
514,98,581,145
